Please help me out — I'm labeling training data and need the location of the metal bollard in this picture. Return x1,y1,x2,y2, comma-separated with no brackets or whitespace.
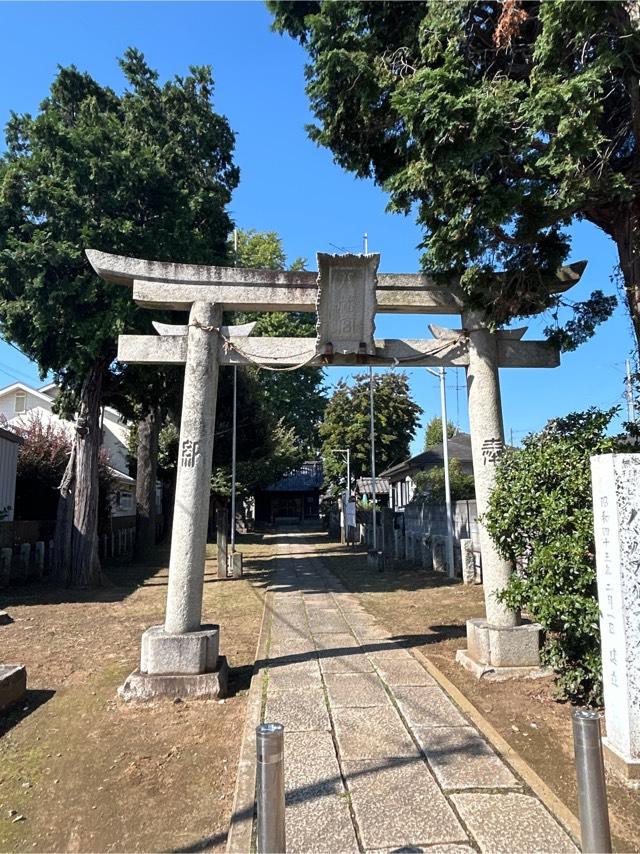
256,722,285,854
572,709,612,853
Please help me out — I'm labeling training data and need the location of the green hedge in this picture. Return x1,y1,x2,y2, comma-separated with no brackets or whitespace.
485,409,620,705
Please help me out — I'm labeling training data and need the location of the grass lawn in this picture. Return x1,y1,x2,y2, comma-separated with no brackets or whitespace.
0,537,273,853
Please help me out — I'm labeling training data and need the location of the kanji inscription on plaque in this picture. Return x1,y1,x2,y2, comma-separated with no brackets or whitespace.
316,253,378,355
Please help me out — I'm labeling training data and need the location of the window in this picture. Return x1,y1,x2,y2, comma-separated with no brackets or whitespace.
14,391,26,413
118,491,133,511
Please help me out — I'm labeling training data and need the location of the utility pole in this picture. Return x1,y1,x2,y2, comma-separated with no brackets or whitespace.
426,367,454,578
439,368,455,579
369,366,377,551
230,227,239,555
230,364,237,553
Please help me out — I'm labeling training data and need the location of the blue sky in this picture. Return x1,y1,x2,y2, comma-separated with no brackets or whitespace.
0,1,635,454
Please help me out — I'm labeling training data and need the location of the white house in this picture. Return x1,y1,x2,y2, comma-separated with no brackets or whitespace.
0,380,136,518
0,426,23,521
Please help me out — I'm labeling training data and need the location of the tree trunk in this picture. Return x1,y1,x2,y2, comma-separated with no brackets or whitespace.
611,204,640,359
161,473,176,543
69,361,105,587
134,406,160,561
53,441,76,585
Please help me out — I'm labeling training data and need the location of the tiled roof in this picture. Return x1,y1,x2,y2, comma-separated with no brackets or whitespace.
356,477,390,495
379,433,473,480
266,461,324,492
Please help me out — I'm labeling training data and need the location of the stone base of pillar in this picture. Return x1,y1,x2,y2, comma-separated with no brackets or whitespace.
456,618,550,680
119,624,227,701
229,551,243,578
141,624,219,675
603,739,640,788
118,657,228,702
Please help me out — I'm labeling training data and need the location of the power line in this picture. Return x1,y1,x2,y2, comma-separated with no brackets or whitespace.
0,361,42,385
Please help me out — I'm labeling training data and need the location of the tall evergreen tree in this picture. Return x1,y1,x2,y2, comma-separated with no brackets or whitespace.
0,50,238,584
269,2,637,350
423,416,458,451
231,228,327,452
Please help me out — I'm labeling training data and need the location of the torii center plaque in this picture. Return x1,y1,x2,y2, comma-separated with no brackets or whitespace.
316,253,377,356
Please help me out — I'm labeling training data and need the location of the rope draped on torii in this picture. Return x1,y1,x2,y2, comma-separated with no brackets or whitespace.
87,248,586,696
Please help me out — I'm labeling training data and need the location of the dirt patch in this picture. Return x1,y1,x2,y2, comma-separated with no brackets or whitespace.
316,538,640,854
0,538,272,853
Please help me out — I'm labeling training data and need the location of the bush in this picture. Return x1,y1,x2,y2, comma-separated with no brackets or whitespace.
8,413,114,525
485,408,620,706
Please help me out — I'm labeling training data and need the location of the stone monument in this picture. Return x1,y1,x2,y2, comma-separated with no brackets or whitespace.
591,453,640,784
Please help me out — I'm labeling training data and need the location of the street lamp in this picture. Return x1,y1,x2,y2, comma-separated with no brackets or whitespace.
426,367,455,579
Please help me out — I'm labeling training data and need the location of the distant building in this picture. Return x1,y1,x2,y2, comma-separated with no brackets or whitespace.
0,426,24,521
355,476,390,507
380,432,474,510
0,380,139,519
254,461,323,527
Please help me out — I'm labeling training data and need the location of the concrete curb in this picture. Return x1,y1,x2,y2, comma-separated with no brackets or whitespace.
225,588,272,854
410,645,581,845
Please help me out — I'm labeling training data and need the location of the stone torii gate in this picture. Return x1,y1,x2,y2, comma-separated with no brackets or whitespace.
87,249,585,697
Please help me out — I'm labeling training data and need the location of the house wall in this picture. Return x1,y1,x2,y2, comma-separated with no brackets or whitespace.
101,409,130,475
0,390,47,422
0,433,20,521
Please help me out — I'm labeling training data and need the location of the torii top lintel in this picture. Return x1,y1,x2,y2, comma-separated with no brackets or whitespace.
85,249,586,316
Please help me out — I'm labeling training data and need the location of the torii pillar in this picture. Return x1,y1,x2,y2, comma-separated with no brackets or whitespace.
457,310,543,676
120,301,228,701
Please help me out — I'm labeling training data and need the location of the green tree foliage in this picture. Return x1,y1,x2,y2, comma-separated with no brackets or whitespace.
0,50,238,583
320,371,422,491
423,416,457,450
231,228,327,451
413,459,475,504
485,409,621,705
269,2,636,350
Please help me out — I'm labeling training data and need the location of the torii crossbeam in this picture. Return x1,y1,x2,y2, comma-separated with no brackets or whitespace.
87,249,586,697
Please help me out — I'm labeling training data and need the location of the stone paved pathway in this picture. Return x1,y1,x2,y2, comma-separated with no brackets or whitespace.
261,534,579,854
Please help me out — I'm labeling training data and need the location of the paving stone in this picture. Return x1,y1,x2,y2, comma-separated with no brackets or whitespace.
393,686,468,728
350,624,393,642
319,650,375,674
308,611,350,633
270,618,309,637
363,642,414,661
266,684,330,732
324,672,391,708
374,658,438,687
370,846,474,854
269,636,316,658
267,660,321,691
314,632,359,650
414,726,519,789
333,706,419,760
450,792,578,853
343,759,467,850
284,730,345,801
